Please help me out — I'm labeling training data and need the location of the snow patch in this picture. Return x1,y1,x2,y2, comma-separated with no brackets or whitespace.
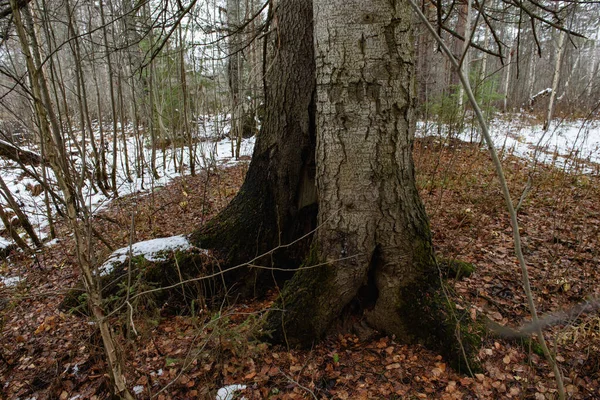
0,127,255,241
99,235,198,276
0,236,11,250
216,384,247,400
0,276,22,287
418,116,600,174
133,385,144,395
45,238,61,247
532,88,552,98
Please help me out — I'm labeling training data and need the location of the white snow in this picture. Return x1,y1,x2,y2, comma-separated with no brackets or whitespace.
0,116,255,240
216,384,247,400
133,385,144,395
45,238,61,247
418,116,600,174
0,236,11,250
0,276,22,287
99,234,200,276
531,88,552,99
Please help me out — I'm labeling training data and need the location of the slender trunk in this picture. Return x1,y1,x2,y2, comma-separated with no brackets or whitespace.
65,0,108,197
98,0,120,194
0,202,31,252
10,2,134,397
558,51,580,100
148,59,160,180
503,42,514,113
544,29,567,130
179,27,195,176
0,176,42,248
227,0,243,159
39,129,56,239
587,27,599,98
92,66,108,185
458,0,472,110
479,28,489,84
117,72,132,182
527,41,537,100
88,18,109,194
130,74,144,179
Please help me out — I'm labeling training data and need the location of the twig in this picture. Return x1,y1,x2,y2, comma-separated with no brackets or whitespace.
278,368,318,400
408,1,565,398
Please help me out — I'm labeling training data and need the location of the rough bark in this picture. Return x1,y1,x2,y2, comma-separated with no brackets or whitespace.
190,0,317,292
265,0,474,368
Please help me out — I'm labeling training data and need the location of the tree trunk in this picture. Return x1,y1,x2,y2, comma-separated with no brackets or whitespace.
190,0,317,291
502,43,514,113
227,0,245,160
458,0,472,111
544,29,567,130
264,0,472,368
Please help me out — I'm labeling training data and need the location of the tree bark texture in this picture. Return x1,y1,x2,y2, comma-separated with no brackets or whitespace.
266,0,467,365
190,0,317,291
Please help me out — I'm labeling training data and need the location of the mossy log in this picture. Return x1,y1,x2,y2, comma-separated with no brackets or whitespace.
61,244,218,315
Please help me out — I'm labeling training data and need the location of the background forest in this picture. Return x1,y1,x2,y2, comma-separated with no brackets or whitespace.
0,0,599,399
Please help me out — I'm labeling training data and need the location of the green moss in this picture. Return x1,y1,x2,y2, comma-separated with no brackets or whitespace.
262,244,335,346
437,257,476,280
397,258,484,375
61,290,88,315
349,220,484,373
504,335,545,358
425,287,485,374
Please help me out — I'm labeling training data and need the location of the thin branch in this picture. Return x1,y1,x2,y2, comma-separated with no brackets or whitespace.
408,0,566,398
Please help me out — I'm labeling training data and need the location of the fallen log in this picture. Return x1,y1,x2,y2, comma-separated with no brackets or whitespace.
0,139,42,166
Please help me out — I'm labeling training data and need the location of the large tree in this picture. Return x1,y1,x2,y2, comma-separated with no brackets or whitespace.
193,0,472,365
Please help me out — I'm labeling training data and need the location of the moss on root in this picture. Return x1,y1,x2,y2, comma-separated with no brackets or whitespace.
262,245,336,346
261,234,485,373
399,277,485,374
397,238,483,374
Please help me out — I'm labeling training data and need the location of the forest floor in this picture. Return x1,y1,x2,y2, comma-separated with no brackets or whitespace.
1,134,599,399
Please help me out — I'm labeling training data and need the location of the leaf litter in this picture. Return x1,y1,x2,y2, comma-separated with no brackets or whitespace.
0,124,599,398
